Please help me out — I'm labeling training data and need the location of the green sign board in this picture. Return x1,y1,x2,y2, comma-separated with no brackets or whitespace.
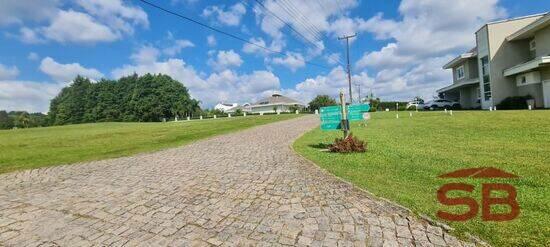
320,106,342,130
320,104,370,130
347,104,370,122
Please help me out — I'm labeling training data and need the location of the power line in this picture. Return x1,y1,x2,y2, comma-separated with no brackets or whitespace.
275,0,345,66
262,0,344,66
252,0,343,66
273,0,323,41
136,0,330,69
284,0,327,41
253,0,317,47
281,0,325,38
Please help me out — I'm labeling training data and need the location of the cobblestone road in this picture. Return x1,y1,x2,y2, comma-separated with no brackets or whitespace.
0,116,474,246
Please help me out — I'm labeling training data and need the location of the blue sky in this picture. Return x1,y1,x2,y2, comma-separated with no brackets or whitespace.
0,0,548,112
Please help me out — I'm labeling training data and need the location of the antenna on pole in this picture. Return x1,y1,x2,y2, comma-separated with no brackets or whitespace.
338,33,357,104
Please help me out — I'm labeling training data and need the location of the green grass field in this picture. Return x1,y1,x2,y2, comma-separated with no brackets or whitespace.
0,114,301,174
294,111,549,247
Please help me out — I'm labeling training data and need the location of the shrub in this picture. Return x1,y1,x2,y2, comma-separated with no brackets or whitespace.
497,95,533,110
328,134,367,153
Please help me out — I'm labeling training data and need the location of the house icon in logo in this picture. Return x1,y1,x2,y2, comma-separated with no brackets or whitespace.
438,167,519,178
437,167,520,222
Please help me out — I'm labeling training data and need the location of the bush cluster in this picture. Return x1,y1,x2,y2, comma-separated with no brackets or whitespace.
496,95,533,110
328,134,367,153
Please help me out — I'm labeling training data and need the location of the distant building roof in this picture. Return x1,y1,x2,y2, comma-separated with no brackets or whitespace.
214,102,238,112
507,12,550,41
251,92,304,107
443,47,477,69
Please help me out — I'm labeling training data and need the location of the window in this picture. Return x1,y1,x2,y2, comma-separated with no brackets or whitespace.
529,39,537,58
456,65,465,80
481,56,491,101
529,39,536,51
481,56,489,76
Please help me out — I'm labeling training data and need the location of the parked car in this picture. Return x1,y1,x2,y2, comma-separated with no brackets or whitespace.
421,99,461,110
406,99,424,110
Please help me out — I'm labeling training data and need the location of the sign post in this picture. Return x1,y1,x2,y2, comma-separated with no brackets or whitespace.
340,91,349,138
319,93,370,136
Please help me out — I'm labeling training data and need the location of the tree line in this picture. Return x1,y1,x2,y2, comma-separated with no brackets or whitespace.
0,111,49,129
0,74,202,129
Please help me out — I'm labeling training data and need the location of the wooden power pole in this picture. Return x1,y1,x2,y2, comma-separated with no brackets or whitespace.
338,33,357,104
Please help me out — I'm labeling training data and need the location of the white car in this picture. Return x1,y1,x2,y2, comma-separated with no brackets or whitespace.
406,100,424,110
421,99,461,110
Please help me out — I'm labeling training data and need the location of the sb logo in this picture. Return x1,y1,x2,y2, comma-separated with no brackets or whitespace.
437,167,520,221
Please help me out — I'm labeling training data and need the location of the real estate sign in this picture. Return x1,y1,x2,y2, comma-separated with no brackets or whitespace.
320,104,370,130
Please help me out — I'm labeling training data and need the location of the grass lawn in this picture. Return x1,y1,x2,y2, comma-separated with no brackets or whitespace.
0,114,301,174
294,111,549,247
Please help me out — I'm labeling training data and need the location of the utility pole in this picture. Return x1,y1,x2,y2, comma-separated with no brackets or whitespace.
338,33,356,104
355,83,361,103
339,91,349,138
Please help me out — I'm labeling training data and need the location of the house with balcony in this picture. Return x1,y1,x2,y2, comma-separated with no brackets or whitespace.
438,12,550,109
438,48,481,109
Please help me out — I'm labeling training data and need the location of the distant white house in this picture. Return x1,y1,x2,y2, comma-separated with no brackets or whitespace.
249,92,305,113
214,103,238,112
225,103,251,113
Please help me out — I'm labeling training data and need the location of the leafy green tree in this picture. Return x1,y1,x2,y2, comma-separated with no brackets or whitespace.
48,74,201,125
368,98,380,112
308,95,337,112
49,76,93,125
0,111,13,129
15,112,30,128
288,105,301,113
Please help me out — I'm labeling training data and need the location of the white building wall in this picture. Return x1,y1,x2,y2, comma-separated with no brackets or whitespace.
476,26,492,109
487,17,540,108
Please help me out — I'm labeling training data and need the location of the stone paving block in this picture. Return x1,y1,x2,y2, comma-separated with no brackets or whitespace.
0,116,474,246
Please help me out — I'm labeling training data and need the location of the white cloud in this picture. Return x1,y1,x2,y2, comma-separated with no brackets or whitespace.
42,10,119,43
207,35,217,46
359,0,506,60
203,3,246,26
254,0,358,42
356,43,415,70
171,0,200,5
325,53,341,65
17,27,45,44
0,0,59,26
112,58,206,90
111,54,281,107
75,0,149,33
131,45,160,65
352,0,506,101
0,64,20,80
27,52,40,61
39,57,104,82
272,52,305,72
280,66,374,104
5,0,148,44
163,39,195,56
242,37,284,56
207,50,243,71
0,80,64,113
